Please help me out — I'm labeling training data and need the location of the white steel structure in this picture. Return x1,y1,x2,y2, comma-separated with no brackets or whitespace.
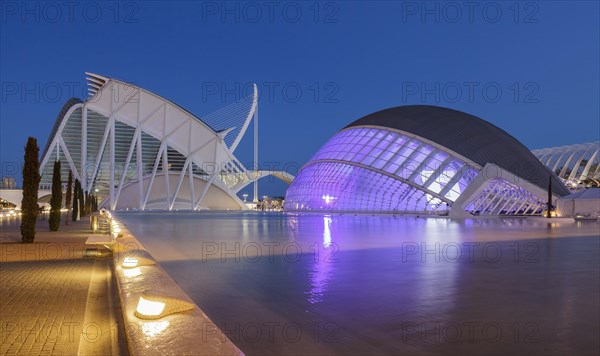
532,142,600,189
39,73,279,211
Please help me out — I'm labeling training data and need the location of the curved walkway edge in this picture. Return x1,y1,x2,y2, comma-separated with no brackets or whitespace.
109,216,243,356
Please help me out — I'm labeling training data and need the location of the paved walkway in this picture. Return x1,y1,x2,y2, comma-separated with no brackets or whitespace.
0,214,128,355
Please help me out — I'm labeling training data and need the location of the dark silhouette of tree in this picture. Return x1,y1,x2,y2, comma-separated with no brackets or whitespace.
20,137,41,243
65,170,72,225
49,160,62,231
78,184,85,218
72,179,79,221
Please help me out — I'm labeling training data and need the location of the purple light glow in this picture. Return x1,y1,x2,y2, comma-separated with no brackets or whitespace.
285,127,543,215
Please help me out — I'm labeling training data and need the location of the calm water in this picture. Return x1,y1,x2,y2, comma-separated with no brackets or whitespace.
116,212,599,355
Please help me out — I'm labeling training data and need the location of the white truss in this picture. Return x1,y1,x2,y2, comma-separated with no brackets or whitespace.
40,73,262,211
532,141,600,186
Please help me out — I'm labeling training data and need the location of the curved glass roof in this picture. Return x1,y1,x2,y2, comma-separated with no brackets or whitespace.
345,105,570,196
285,126,479,213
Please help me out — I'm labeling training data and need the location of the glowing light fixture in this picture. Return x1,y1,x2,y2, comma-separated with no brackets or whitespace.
122,257,139,268
136,296,166,317
121,255,156,269
322,194,335,204
134,290,195,320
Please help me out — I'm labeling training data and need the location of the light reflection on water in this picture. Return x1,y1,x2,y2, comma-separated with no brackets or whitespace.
115,212,599,355
305,216,335,304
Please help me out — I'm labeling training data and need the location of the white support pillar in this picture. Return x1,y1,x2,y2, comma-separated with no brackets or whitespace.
109,115,115,210
559,151,577,178
253,101,258,203
195,144,219,210
142,144,164,210
580,149,599,181
58,138,82,183
195,173,218,210
187,121,195,210
114,131,139,206
136,95,144,209
89,118,112,191
163,146,171,209
81,104,88,192
162,105,171,209
170,159,190,210
568,152,587,180
136,131,143,209
189,162,195,210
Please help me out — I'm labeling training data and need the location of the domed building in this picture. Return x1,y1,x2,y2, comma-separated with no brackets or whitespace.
284,105,569,217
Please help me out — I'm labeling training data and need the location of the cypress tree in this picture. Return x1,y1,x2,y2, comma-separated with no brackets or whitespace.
49,160,62,231
65,170,72,225
79,185,85,217
72,179,79,221
20,137,41,243
547,176,553,218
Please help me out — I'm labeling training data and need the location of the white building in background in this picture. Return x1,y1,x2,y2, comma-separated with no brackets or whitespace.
1,177,17,189
38,73,291,211
532,142,600,189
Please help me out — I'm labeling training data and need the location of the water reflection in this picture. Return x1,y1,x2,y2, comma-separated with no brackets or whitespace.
305,215,336,304
115,212,599,355
323,215,332,248
141,320,170,337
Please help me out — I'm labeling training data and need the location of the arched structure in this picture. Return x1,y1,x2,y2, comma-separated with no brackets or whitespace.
285,105,569,217
39,73,262,211
0,189,52,209
531,142,600,189
229,170,295,193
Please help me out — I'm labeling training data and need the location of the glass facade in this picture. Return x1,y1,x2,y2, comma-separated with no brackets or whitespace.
285,126,551,216
285,127,479,213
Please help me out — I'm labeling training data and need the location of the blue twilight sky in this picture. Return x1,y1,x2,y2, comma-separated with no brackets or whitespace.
1,1,599,197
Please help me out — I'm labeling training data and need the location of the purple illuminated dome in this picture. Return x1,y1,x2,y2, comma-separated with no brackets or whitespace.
284,105,569,217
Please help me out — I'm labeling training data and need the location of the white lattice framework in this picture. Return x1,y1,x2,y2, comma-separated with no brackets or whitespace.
532,141,600,187
40,73,261,211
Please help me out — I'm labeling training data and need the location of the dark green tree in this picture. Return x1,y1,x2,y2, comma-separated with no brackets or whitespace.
65,170,72,225
49,160,62,231
547,176,553,218
72,179,79,221
78,184,85,217
20,137,41,243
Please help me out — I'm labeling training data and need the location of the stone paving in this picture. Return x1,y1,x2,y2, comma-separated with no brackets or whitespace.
1,258,93,355
0,215,127,355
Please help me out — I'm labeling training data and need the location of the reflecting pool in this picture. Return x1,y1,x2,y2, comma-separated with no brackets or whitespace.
116,212,599,355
